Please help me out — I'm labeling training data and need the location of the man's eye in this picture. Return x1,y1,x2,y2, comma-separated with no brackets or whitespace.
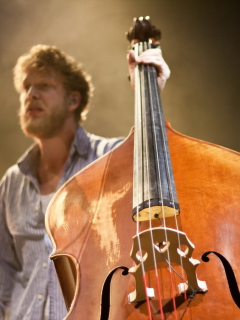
23,85,30,91
37,83,50,90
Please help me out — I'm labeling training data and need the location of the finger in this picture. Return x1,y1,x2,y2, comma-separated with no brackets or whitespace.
127,50,136,64
136,57,163,65
136,48,162,60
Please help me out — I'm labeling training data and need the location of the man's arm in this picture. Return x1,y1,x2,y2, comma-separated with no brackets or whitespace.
0,176,19,319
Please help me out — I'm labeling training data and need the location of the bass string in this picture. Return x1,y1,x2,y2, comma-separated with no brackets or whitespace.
140,41,165,320
141,41,166,320
134,40,192,319
135,41,173,319
143,41,178,320
134,41,165,319
146,43,192,319
134,42,153,319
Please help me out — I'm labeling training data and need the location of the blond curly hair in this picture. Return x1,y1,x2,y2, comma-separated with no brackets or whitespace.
13,44,94,122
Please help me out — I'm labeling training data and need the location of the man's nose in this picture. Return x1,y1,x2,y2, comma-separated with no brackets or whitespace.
25,86,40,100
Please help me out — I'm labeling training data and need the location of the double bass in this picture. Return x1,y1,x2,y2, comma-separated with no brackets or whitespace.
45,17,240,319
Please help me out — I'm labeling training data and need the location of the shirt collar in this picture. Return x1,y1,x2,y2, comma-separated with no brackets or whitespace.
17,125,90,179
69,125,90,159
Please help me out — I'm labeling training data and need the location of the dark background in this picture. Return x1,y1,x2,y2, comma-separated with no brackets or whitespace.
0,0,239,177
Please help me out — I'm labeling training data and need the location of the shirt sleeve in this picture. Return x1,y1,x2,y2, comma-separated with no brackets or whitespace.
94,136,124,159
0,175,21,319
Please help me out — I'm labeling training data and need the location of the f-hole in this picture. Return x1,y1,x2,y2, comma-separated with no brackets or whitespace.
53,255,77,311
202,251,240,308
100,266,129,320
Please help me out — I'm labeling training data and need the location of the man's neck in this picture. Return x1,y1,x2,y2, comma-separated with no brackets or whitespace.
36,123,78,195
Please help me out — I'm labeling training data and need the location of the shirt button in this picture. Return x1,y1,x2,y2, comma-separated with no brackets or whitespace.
35,206,39,212
38,294,43,300
42,262,47,268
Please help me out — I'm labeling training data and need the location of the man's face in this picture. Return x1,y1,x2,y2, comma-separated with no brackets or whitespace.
18,67,69,139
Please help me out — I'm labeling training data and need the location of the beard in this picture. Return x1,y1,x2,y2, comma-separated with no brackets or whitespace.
19,102,68,139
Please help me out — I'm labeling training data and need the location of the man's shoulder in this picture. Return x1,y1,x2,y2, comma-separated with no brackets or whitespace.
87,132,124,157
74,126,124,159
0,164,22,191
87,132,124,145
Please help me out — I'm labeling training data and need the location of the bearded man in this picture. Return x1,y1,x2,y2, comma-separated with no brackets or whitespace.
0,44,170,320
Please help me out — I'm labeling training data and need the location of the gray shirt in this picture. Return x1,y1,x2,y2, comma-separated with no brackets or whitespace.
0,126,123,320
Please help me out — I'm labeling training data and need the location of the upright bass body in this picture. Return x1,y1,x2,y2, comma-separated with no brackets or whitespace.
46,122,240,319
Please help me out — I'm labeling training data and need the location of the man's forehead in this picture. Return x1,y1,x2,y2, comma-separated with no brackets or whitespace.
22,66,62,82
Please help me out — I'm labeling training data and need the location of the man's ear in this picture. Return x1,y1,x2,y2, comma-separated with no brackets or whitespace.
68,92,81,112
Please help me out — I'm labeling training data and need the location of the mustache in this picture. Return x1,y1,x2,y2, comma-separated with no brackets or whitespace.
26,102,44,111
20,102,45,114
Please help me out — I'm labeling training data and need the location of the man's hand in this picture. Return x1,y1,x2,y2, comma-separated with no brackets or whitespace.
127,48,170,90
